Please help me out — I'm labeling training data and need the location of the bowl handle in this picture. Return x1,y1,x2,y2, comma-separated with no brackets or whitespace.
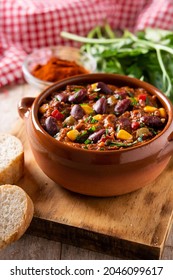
168,131,173,142
18,97,35,119
159,131,173,158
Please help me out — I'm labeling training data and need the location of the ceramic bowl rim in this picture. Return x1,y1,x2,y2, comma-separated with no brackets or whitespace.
31,73,173,154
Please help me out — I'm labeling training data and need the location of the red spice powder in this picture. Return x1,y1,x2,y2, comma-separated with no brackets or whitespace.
32,57,89,82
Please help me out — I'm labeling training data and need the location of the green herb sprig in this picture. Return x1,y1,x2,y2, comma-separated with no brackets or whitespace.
61,25,173,102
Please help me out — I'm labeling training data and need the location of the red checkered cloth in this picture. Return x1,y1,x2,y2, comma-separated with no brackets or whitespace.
1,0,173,88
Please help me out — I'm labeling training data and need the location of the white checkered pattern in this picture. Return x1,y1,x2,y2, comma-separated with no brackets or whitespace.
1,0,173,88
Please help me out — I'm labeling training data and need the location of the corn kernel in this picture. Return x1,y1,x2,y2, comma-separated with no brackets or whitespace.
107,96,117,106
81,104,94,114
67,129,80,141
93,114,102,121
91,83,98,90
159,108,167,118
39,103,49,114
117,129,133,140
144,106,157,113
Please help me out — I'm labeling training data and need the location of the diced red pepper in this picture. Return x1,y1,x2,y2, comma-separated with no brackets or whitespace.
100,135,113,143
51,109,64,121
131,121,140,130
138,94,147,101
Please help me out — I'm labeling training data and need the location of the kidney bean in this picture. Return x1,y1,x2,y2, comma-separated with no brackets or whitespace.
93,97,107,114
88,129,106,143
55,92,68,102
97,82,112,94
115,90,127,100
45,116,59,136
131,121,140,130
118,117,131,132
68,88,87,103
114,98,131,115
71,104,85,120
140,115,163,128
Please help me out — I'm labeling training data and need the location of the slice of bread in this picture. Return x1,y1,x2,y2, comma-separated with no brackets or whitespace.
0,134,24,185
0,184,34,249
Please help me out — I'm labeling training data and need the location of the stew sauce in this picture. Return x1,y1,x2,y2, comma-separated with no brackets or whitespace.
39,82,168,151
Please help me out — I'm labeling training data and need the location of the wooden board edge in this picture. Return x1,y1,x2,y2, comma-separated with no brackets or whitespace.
26,217,161,260
160,213,173,258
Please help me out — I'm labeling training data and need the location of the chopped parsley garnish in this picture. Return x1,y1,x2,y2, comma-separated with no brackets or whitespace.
137,136,143,142
88,126,96,133
128,92,134,97
73,88,81,93
85,116,98,124
76,131,88,143
145,96,150,105
84,139,92,144
149,127,158,135
83,145,88,149
105,128,109,135
130,97,138,106
140,122,145,127
116,125,120,132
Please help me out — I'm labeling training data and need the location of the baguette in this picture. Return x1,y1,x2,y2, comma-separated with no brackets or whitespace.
0,184,34,249
0,133,24,185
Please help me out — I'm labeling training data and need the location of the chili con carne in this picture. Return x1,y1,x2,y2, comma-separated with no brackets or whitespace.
39,82,168,151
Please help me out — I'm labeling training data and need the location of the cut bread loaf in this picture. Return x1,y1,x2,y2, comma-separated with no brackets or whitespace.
0,184,34,249
0,133,24,185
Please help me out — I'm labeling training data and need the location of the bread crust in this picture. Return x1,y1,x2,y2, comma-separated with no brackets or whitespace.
0,185,34,250
0,134,24,185
0,153,24,185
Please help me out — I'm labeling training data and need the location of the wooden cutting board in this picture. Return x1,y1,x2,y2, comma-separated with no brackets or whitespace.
12,119,173,260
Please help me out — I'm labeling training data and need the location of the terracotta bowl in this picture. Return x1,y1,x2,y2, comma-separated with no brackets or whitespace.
18,73,173,197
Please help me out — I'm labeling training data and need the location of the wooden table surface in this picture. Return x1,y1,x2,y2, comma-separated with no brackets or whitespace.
0,84,173,260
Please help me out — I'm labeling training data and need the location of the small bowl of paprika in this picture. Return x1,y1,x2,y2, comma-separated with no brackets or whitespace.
22,46,96,89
